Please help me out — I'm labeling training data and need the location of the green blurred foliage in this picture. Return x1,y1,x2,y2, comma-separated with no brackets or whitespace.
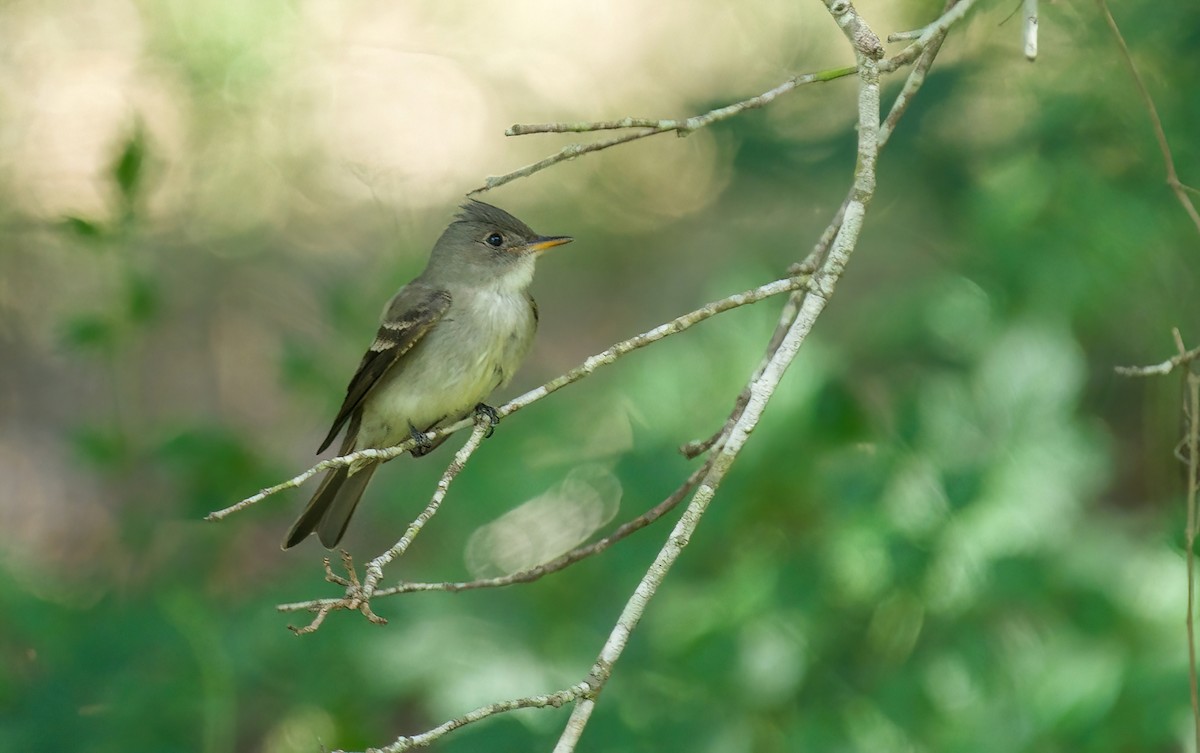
1,1,1199,752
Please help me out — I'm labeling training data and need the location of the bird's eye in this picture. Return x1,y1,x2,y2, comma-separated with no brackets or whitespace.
485,232,504,247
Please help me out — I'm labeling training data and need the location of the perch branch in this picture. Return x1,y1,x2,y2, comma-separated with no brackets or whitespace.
210,275,809,521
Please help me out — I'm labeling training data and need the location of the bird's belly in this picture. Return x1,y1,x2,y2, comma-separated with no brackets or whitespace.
357,293,534,449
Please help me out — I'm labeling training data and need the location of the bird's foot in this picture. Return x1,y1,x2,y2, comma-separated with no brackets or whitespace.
409,424,435,457
473,403,500,438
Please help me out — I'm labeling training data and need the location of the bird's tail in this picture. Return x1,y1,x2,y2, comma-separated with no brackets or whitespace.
282,462,378,549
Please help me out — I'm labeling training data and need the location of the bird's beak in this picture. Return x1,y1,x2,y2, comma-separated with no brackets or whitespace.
525,235,573,255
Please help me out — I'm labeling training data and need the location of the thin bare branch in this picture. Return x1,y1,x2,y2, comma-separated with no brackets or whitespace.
211,275,809,520
362,418,492,596
469,0,981,199
469,128,662,194
371,683,591,753
550,3,885,748
508,117,682,134
1115,338,1200,377
207,455,364,521
277,456,714,615
1186,369,1200,751
684,1,957,460
885,0,980,50
286,551,385,635
1023,0,1039,60
1096,0,1200,236
471,68,856,194
282,420,490,632
881,0,958,146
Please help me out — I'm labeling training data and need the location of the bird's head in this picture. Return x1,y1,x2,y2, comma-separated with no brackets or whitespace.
424,200,572,288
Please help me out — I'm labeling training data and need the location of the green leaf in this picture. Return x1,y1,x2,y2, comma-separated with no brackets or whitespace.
71,425,131,469
62,314,118,351
125,274,159,324
156,427,267,515
279,338,330,394
112,124,146,207
62,216,105,240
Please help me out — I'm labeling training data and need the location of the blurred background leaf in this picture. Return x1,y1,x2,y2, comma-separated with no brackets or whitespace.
112,123,145,214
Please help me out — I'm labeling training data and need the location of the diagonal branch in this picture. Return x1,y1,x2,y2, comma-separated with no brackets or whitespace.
470,68,857,194
684,0,961,461
469,0,981,197
284,418,491,634
209,275,809,521
470,0,984,199
362,418,492,595
550,3,885,750
1096,0,1200,237
276,455,714,615
375,683,591,753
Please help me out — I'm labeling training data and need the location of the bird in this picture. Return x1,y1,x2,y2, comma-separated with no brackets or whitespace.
282,200,572,549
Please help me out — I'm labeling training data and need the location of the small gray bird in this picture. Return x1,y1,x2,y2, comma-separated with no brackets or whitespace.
283,200,572,549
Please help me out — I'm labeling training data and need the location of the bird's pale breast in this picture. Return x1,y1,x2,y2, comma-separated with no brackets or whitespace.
355,287,535,451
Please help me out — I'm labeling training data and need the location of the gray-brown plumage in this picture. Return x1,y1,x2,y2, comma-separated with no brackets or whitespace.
283,200,571,549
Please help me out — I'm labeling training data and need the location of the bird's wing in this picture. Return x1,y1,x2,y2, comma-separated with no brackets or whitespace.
317,285,452,453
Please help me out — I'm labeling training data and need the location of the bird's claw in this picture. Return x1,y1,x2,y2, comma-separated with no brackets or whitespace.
409,424,435,457
473,403,500,438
